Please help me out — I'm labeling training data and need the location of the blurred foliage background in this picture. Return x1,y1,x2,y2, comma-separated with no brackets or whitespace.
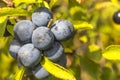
1,0,120,80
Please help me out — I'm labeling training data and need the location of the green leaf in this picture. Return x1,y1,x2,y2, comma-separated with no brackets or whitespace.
49,0,58,9
9,67,25,80
80,56,101,79
73,21,93,30
70,6,86,16
13,0,43,6
69,66,81,80
102,45,120,60
95,2,119,10
7,25,14,36
43,1,50,9
14,67,25,80
40,56,76,80
79,35,88,43
0,8,29,17
88,44,100,52
0,16,8,37
2,37,12,56
69,6,87,20
101,67,114,80
86,44,102,62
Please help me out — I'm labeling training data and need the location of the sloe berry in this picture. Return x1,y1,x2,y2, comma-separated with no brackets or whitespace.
43,42,64,61
113,10,120,24
14,20,36,43
18,44,41,67
32,7,53,27
32,27,54,50
9,39,21,59
51,20,74,41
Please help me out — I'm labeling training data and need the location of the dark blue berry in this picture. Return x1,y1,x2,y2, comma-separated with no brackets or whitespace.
43,42,64,61
32,7,53,27
113,10,120,24
14,20,36,43
32,64,49,79
32,27,54,50
9,39,21,59
18,44,41,67
51,20,74,41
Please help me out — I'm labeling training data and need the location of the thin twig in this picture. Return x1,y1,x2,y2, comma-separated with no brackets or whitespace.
47,19,53,28
2,0,14,7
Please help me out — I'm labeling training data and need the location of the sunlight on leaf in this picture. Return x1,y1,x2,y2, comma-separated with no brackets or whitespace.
0,37,7,49
49,0,58,9
0,8,29,17
43,1,50,9
89,44,100,52
102,45,120,60
40,56,76,80
0,16,8,37
13,0,43,6
70,6,86,16
110,0,119,4
95,2,119,10
14,67,25,80
73,21,93,30
76,0,85,4
79,35,88,43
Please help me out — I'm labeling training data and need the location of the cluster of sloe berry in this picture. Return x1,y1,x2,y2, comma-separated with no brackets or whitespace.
9,7,74,79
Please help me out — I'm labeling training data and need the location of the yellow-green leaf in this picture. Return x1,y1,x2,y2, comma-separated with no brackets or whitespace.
70,6,86,16
7,25,14,36
102,45,120,60
73,21,93,30
49,0,58,9
0,8,29,17
14,67,25,80
40,56,76,80
111,0,119,4
79,35,88,43
95,2,119,10
0,16,8,37
43,1,50,9
88,44,100,52
13,0,43,6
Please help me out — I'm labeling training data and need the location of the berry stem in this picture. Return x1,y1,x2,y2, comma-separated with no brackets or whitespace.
47,19,53,28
